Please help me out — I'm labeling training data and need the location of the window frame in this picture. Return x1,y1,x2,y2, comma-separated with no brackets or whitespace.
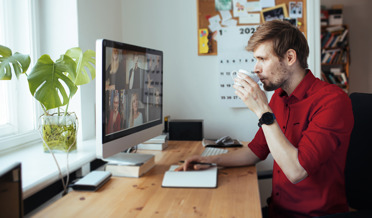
0,0,42,153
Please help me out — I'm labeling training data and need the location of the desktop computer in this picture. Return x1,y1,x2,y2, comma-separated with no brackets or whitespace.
95,39,163,170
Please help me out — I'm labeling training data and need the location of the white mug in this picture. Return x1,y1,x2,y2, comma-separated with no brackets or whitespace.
231,69,260,87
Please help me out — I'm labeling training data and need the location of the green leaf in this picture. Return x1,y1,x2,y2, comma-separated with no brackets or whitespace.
27,54,78,110
0,45,31,80
65,47,96,86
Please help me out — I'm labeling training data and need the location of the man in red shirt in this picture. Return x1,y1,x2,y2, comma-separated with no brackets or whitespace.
177,20,354,217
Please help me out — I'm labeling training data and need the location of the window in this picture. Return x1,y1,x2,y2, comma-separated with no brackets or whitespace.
0,0,41,152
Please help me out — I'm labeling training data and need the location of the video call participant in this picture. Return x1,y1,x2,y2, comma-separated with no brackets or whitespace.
105,48,126,126
106,93,121,134
148,88,161,122
128,54,142,90
106,48,126,91
176,20,354,218
129,92,143,127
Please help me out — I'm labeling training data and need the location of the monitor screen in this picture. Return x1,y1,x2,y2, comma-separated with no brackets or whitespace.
96,39,163,159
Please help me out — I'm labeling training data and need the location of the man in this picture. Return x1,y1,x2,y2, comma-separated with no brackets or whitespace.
128,54,142,90
176,20,354,217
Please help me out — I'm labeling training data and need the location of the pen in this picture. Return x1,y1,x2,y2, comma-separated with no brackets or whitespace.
179,161,217,166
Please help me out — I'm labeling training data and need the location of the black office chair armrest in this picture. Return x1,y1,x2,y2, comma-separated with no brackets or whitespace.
257,170,273,180
316,210,372,218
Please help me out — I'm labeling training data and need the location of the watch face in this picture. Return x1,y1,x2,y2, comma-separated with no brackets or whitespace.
262,113,274,124
259,112,275,127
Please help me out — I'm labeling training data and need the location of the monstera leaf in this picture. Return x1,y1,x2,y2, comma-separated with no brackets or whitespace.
65,47,96,86
27,54,78,111
0,45,31,80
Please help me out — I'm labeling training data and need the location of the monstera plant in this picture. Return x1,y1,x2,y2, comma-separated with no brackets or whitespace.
0,45,30,79
0,45,96,152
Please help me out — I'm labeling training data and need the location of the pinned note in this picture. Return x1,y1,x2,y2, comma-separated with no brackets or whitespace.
198,28,209,54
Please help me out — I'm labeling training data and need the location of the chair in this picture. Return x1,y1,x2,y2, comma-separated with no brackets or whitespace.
258,92,372,217
312,92,372,217
343,93,372,212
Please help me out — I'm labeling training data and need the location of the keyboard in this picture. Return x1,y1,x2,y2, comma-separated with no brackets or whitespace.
201,147,228,157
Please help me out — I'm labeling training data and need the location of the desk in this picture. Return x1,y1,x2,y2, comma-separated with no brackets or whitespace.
34,141,262,218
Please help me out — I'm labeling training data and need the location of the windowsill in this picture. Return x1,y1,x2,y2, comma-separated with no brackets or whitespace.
0,138,96,199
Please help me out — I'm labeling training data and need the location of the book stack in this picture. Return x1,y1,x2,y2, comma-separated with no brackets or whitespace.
321,67,348,89
321,48,347,64
104,153,155,178
321,26,348,49
137,134,168,151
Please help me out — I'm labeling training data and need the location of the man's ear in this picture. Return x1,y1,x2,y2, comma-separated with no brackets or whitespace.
286,49,297,66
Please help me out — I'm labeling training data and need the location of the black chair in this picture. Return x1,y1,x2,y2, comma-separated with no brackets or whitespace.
343,93,372,212
259,92,372,217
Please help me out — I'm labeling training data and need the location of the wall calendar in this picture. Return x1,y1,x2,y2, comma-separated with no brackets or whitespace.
216,25,265,108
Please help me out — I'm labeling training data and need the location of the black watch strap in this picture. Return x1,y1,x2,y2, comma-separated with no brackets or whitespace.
258,112,276,128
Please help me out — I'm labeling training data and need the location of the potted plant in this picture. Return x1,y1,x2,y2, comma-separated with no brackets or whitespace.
0,45,95,152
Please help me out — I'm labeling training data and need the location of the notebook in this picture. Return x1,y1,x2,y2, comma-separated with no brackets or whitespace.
161,165,218,188
72,171,111,191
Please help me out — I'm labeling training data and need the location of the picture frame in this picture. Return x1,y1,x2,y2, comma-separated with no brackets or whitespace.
284,17,297,27
261,3,289,22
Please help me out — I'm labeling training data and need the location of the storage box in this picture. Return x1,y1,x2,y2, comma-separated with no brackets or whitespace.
169,119,203,141
328,9,343,25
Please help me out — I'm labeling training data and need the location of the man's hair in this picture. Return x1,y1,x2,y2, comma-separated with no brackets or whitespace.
246,20,309,69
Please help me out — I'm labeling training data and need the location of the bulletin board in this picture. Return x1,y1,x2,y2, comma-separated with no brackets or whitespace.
197,0,307,56
197,0,307,107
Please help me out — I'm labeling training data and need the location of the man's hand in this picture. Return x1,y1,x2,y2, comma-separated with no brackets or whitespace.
233,73,270,117
174,155,212,171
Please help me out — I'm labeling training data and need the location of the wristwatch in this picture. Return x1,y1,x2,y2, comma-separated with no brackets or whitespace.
258,112,276,128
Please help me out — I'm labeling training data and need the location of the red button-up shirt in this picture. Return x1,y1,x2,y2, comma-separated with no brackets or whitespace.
249,71,354,218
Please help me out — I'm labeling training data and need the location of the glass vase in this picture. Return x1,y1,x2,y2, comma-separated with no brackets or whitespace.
39,112,78,153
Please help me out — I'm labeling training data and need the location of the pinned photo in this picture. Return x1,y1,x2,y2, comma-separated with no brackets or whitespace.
261,3,289,22
289,2,303,18
215,0,232,11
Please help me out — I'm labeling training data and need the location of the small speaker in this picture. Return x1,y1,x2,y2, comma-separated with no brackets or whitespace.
169,119,203,141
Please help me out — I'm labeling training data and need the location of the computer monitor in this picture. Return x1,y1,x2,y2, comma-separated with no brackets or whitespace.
0,162,23,218
96,39,163,159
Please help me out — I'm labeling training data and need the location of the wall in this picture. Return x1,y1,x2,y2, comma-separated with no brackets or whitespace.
37,0,79,58
321,0,372,94
77,0,125,140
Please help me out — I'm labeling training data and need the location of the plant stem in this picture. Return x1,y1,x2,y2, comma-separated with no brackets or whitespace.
41,103,48,116
64,97,71,117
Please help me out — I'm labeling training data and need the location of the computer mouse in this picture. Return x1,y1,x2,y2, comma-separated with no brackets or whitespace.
216,136,233,145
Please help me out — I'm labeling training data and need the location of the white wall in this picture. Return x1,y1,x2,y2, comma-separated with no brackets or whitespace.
37,0,79,58
321,0,372,94
77,0,125,140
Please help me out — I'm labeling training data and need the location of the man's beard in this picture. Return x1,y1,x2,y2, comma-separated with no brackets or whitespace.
262,62,289,92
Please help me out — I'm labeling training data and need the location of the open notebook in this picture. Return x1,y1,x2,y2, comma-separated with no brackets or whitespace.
162,165,218,188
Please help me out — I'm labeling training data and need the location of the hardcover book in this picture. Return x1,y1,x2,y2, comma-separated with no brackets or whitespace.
137,141,168,151
104,153,155,177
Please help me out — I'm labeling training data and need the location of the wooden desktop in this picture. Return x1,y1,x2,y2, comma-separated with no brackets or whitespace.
34,141,262,218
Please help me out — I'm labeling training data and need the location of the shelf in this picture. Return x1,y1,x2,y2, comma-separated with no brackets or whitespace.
320,24,350,93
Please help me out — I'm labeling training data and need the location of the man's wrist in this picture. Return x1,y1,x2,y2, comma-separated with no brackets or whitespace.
255,106,273,118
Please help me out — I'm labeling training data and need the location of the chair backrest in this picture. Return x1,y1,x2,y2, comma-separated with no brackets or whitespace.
345,92,372,210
